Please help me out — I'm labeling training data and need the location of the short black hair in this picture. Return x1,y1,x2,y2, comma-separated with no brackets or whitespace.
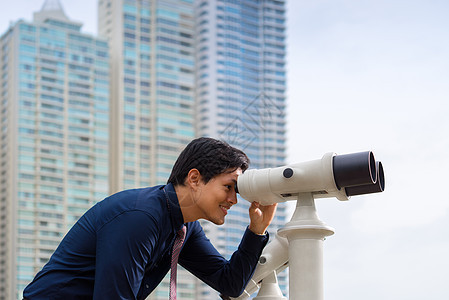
168,137,249,186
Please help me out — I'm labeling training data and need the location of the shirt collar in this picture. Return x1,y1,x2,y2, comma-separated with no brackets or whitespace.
163,183,185,232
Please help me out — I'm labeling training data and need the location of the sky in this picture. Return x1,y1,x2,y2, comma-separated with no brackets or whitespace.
1,0,448,299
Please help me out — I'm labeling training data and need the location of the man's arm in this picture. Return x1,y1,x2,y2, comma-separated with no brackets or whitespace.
179,222,269,297
93,210,159,299
179,202,277,297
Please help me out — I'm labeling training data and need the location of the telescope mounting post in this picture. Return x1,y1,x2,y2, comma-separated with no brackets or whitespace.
277,193,334,300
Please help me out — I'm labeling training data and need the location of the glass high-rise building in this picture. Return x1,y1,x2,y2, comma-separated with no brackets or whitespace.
0,1,110,299
98,0,196,195
98,0,197,298
98,0,287,298
99,0,287,298
194,0,288,298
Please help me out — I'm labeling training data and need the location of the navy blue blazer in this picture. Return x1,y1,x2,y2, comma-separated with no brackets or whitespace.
23,183,268,299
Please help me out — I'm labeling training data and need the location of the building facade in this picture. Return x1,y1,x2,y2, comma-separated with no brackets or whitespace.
98,0,287,298
98,0,196,194
0,2,109,299
98,0,197,298
194,0,288,298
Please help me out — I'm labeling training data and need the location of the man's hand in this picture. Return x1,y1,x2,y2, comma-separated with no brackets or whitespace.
248,202,277,235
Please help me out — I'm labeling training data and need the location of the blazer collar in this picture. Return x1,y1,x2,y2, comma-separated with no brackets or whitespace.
163,183,185,232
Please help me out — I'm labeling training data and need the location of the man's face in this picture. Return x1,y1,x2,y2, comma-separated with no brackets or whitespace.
195,168,242,225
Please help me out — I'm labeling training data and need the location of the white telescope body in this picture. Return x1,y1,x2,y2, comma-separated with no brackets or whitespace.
236,151,384,205
230,151,385,300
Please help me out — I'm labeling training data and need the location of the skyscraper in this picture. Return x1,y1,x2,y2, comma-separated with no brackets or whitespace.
99,0,287,297
0,1,109,299
98,0,196,194
194,0,288,298
98,0,197,298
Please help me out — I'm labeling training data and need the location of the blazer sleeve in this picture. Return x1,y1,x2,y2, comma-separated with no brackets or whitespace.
179,222,269,298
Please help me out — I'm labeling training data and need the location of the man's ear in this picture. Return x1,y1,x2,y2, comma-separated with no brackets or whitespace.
186,169,202,189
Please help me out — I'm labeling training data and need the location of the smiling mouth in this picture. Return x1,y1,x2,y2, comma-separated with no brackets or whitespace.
220,205,230,215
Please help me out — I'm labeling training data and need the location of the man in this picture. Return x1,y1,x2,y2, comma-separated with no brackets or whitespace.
23,137,277,299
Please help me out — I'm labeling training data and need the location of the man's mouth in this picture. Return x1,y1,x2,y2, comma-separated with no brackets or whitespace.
220,205,230,215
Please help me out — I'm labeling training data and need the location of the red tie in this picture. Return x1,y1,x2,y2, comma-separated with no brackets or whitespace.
170,226,186,300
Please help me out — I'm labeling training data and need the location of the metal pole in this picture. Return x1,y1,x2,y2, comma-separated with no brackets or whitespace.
252,271,287,300
278,193,334,300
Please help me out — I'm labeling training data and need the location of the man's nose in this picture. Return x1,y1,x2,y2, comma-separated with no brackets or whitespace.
228,192,238,205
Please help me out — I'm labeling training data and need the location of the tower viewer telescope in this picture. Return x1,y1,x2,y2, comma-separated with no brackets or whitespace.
231,151,385,300
236,151,385,205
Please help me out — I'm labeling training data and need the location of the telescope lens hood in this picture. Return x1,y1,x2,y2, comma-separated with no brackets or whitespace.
345,161,385,196
333,151,376,189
